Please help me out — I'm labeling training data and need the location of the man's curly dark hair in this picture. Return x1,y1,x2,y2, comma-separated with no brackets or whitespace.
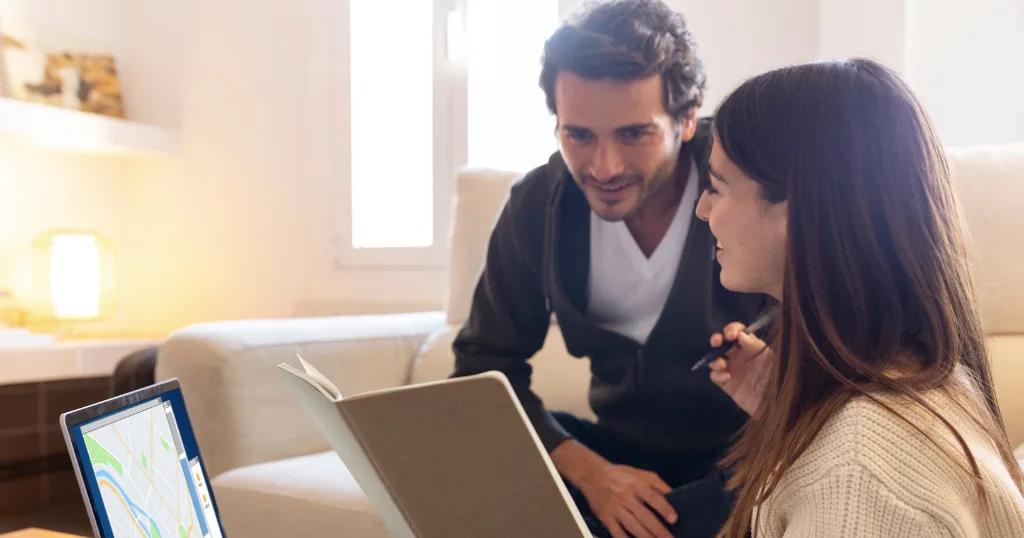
539,0,706,122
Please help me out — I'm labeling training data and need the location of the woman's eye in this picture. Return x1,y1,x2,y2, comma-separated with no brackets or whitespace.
705,185,720,195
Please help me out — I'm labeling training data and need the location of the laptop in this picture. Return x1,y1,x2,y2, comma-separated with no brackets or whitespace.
61,379,227,538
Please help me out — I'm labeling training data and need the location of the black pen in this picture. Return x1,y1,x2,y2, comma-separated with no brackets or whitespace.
691,306,779,371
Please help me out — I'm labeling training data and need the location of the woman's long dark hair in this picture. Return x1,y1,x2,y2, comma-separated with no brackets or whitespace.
712,58,1024,537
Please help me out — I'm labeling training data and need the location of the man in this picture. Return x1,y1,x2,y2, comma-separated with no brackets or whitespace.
452,1,764,536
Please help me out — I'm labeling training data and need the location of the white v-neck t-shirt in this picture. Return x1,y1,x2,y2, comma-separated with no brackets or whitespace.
586,159,700,344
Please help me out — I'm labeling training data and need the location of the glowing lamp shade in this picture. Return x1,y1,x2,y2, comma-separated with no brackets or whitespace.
15,230,116,321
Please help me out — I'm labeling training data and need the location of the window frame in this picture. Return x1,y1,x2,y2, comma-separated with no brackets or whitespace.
334,0,466,269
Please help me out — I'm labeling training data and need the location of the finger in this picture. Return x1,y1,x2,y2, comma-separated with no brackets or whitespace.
722,322,746,340
735,331,767,351
710,370,731,385
618,509,655,538
724,332,768,361
643,471,672,495
724,343,745,360
727,336,769,366
709,332,723,347
602,515,628,538
640,487,678,525
627,500,672,538
708,358,728,371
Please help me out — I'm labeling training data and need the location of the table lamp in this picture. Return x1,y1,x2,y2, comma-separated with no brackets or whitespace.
12,229,117,329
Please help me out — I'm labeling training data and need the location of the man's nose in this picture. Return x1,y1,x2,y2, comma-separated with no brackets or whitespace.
589,142,625,182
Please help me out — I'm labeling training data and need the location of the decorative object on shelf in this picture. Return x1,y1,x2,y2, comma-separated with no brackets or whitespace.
0,20,10,96
0,28,48,101
32,52,125,118
0,26,124,118
10,229,117,329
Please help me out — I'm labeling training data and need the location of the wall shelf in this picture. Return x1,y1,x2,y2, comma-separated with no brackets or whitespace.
0,96,178,156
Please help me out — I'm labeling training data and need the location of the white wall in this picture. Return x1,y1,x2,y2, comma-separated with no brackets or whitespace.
0,0,124,53
813,0,1024,146
818,0,910,72
675,0,821,112
907,0,1024,146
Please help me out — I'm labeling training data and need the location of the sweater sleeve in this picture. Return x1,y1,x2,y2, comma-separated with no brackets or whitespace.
774,464,964,538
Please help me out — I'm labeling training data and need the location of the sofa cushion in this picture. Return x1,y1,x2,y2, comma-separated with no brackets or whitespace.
212,451,388,538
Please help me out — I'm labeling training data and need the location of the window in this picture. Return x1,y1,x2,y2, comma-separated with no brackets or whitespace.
350,1,435,249
338,0,572,267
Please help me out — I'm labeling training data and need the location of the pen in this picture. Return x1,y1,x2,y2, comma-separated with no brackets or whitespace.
691,306,779,371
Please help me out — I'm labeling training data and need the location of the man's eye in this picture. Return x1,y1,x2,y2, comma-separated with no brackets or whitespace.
619,128,645,141
705,185,720,195
567,130,593,142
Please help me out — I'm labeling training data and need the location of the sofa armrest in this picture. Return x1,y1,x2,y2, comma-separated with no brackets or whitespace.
156,311,445,477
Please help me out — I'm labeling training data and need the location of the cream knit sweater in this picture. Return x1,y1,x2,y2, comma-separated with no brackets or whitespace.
754,385,1024,537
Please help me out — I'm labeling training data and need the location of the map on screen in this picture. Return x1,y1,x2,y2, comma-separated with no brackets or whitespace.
82,399,222,538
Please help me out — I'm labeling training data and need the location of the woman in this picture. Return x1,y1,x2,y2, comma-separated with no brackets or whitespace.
694,58,1024,537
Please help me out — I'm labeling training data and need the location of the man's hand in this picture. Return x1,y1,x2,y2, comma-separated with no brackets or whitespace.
551,440,677,538
707,322,771,416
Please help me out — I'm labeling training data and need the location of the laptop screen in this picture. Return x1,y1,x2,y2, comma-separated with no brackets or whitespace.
62,381,226,538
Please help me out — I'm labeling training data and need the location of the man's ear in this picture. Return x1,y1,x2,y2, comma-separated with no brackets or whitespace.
677,107,698,142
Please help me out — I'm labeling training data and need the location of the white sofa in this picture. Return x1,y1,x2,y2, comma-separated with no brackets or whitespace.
157,145,1024,537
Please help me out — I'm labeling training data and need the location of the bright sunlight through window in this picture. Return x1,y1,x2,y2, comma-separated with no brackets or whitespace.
350,1,434,249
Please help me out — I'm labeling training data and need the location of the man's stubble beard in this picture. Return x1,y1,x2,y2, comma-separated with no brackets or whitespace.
616,150,681,222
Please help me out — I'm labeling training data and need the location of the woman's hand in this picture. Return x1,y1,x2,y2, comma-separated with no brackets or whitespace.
707,322,772,416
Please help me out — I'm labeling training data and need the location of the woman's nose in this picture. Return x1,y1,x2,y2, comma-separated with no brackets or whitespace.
695,189,711,222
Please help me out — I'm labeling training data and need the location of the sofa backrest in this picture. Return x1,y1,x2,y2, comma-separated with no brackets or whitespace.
445,168,521,325
948,145,1024,334
948,144,1024,445
446,144,1024,445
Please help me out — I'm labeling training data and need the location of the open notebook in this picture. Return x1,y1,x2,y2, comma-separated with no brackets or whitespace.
278,356,590,538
